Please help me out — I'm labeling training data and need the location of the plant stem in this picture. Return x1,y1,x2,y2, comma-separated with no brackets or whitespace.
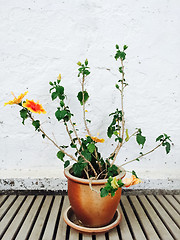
120,143,163,167
111,59,125,166
28,112,78,162
69,118,82,146
81,75,101,174
64,121,98,178
82,75,91,136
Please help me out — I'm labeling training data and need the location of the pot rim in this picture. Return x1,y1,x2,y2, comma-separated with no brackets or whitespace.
64,165,126,185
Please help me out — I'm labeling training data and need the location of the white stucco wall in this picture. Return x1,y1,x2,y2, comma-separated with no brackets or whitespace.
0,0,180,191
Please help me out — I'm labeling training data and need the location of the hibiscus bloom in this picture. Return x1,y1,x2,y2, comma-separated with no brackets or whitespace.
91,136,105,143
4,91,28,106
122,175,141,187
23,99,46,114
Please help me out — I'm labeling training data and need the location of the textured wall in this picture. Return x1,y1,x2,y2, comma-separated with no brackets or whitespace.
0,0,180,190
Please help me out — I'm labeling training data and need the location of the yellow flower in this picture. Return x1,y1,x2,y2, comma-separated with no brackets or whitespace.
23,99,46,114
111,177,119,189
4,91,28,106
85,110,88,112
122,175,142,188
91,136,105,143
57,74,61,81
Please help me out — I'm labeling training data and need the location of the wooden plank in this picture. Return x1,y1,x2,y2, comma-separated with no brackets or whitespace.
95,233,106,239
42,196,62,240
0,195,7,206
108,227,119,240
0,195,17,219
121,196,146,240
156,195,180,227
29,195,53,240
15,195,44,240
117,203,133,240
0,196,25,237
165,195,180,214
129,196,159,239
69,228,80,240
138,195,174,240
55,196,70,240
83,233,93,239
174,195,180,203
147,195,180,239
2,196,34,240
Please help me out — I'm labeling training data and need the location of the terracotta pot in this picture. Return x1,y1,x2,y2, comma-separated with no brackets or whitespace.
64,165,126,227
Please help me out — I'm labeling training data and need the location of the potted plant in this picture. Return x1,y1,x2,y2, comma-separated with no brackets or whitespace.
4,45,172,229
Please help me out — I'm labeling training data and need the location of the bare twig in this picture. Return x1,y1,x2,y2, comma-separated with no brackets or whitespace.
120,143,163,167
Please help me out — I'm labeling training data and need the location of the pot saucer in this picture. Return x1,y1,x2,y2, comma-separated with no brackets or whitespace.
63,206,122,234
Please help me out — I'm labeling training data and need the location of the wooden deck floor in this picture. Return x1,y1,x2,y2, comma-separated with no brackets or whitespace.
0,194,180,240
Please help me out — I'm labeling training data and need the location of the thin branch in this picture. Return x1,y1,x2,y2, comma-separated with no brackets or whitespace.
69,118,82,146
120,143,163,167
82,75,91,136
64,121,98,178
110,59,125,166
28,112,78,162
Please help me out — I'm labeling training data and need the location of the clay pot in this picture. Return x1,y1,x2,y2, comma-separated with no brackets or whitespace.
64,165,126,227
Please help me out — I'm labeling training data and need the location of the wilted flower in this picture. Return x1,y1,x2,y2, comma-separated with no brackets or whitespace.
122,175,141,187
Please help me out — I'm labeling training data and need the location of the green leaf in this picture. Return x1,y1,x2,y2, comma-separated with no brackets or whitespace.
49,81,53,86
136,133,146,148
32,120,40,131
81,150,92,161
20,109,28,125
51,92,58,100
108,165,118,177
156,135,163,142
87,143,95,153
115,84,119,89
56,86,64,96
115,44,119,49
107,126,113,138
86,119,91,123
77,61,81,66
64,160,70,168
100,188,109,198
42,134,45,139
117,179,124,187
55,109,67,121
85,59,88,66
70,143,76,148
57,151,65,161
123,45,128,51
115,137,122,142
165,142,171,154
72,162,87,177
60,101,65,107
132,170,138,178
136,158,140,161
77,91,89,105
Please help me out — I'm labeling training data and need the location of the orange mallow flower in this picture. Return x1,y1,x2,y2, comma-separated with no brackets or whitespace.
122,175,142,188
91,136,105,143
23,99,46,114
4,91,28,106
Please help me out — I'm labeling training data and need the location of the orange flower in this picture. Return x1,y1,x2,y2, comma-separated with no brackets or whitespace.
4,91,28,106
23,99,46,114
91,136,105,143
122,175,141,187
